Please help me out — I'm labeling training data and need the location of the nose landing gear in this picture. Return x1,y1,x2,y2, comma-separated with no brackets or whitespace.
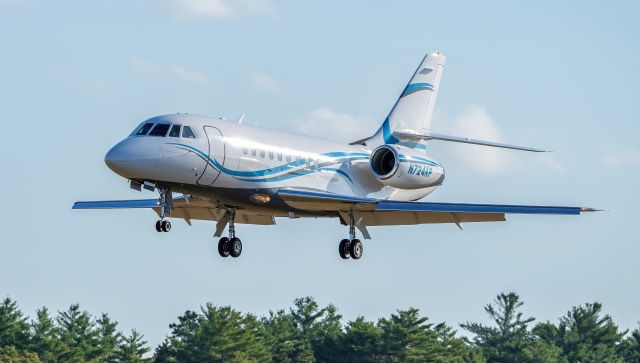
338,213,364,260
155,220,172,232
155,187,173,233
216,208,243,258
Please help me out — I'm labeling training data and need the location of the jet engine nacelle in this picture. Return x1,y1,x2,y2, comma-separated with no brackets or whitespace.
369,145,445,190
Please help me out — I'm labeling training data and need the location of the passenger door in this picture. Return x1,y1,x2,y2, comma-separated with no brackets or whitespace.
196,126,225,186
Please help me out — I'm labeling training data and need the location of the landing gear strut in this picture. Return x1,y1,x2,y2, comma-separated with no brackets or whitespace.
155,187,172,233
338,213,363,260
217,208,243,258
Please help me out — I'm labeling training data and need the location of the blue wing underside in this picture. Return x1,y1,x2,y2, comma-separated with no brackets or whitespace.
74,189,593,227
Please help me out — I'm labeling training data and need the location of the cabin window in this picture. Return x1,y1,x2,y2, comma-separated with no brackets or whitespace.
277,152,282,161
260,149,265,158
148,123,171,137
242,147,248,155
135,123,154,136
251,149,256,157
268,150,274,160
182,126,196,139
168,124,181,137
286,154,291,162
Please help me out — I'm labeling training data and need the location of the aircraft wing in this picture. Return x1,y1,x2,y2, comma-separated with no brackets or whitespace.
277,189,595,228
73,197,275,225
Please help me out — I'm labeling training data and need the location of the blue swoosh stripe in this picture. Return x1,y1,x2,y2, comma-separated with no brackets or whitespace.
398,155,442,167
167,143,364,180
236,167,353,184
401,82,434,97
381,117,400,144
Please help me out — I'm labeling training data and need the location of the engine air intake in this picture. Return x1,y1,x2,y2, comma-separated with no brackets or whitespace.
370,146,398,179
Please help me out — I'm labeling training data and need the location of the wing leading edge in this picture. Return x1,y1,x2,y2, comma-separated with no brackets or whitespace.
73,190,596,228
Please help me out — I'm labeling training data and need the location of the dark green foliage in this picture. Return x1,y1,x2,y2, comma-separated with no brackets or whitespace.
619,325,640,362
156,304,271,362
533,302,627,362
378,308,464,362
56,304,101,361
29,308,63,363
0,345,42,363
461,292,535,362
1,293,639,362
290,297,342,362
262,309,313,362
0,297,31,350
339,316,383,362
96,313,121,361
116,330,150,363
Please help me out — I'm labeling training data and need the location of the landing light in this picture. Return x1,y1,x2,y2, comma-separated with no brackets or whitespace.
250,194,271,205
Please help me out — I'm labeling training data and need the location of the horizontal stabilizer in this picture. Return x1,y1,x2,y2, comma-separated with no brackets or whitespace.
393,130,547,152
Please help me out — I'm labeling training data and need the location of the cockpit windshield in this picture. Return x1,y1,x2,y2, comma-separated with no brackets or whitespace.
148,124,171,137
130,121,197,139
135,123,154,136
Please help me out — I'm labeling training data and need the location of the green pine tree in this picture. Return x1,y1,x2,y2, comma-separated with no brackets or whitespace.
0,345,42,363
156,304,271,362
262,309,313,363
339,316,383,362
29,308,64,363
554,302,626,362
461,292,535,362
116,329,150,363
0,297,31,351
290,297,343,362
618,325,640,362
56,304,100,362
378,307,451,362
96,313,121,361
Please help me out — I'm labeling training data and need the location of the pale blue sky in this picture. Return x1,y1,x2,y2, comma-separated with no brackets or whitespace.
1,0,638,346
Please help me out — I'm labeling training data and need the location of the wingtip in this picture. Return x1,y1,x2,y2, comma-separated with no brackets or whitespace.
580,207,603,213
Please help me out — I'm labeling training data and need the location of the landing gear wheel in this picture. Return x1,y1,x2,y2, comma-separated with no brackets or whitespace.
229,237,242,258
339,239,351,259
161,220,171,232
217,237,230,257
155,220,162,232
349,239,363,260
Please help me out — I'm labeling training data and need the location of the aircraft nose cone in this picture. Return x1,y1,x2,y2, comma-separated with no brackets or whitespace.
104,138,163,179
104,143,132,176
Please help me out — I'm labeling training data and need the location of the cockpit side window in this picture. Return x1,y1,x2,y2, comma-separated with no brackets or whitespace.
168,124,181,137
135,123,154,136
182,126,196,139
148,123,171,137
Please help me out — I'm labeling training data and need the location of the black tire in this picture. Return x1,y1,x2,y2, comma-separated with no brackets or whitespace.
155,220,162,232
349,239,363,260
339,239,351,259
218,237,230,257
229,237,242,258
161,220,171,232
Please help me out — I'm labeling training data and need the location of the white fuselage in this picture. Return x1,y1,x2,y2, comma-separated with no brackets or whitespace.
105,114,445,210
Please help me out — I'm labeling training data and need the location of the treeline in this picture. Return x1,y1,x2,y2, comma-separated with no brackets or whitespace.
1,293,639,362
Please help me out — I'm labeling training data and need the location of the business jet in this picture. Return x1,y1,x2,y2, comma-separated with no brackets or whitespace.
74,52,595,260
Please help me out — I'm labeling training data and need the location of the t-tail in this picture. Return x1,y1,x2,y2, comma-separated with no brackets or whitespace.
352,51,547,153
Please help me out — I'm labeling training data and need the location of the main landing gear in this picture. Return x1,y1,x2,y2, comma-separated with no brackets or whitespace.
217,208,242,258
339,213,364,260
155,187,172,233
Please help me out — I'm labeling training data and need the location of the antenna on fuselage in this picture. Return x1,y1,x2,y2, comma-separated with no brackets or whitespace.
237,113,245,124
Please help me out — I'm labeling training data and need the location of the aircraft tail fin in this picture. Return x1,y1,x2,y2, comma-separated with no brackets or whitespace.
352,52,446,149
